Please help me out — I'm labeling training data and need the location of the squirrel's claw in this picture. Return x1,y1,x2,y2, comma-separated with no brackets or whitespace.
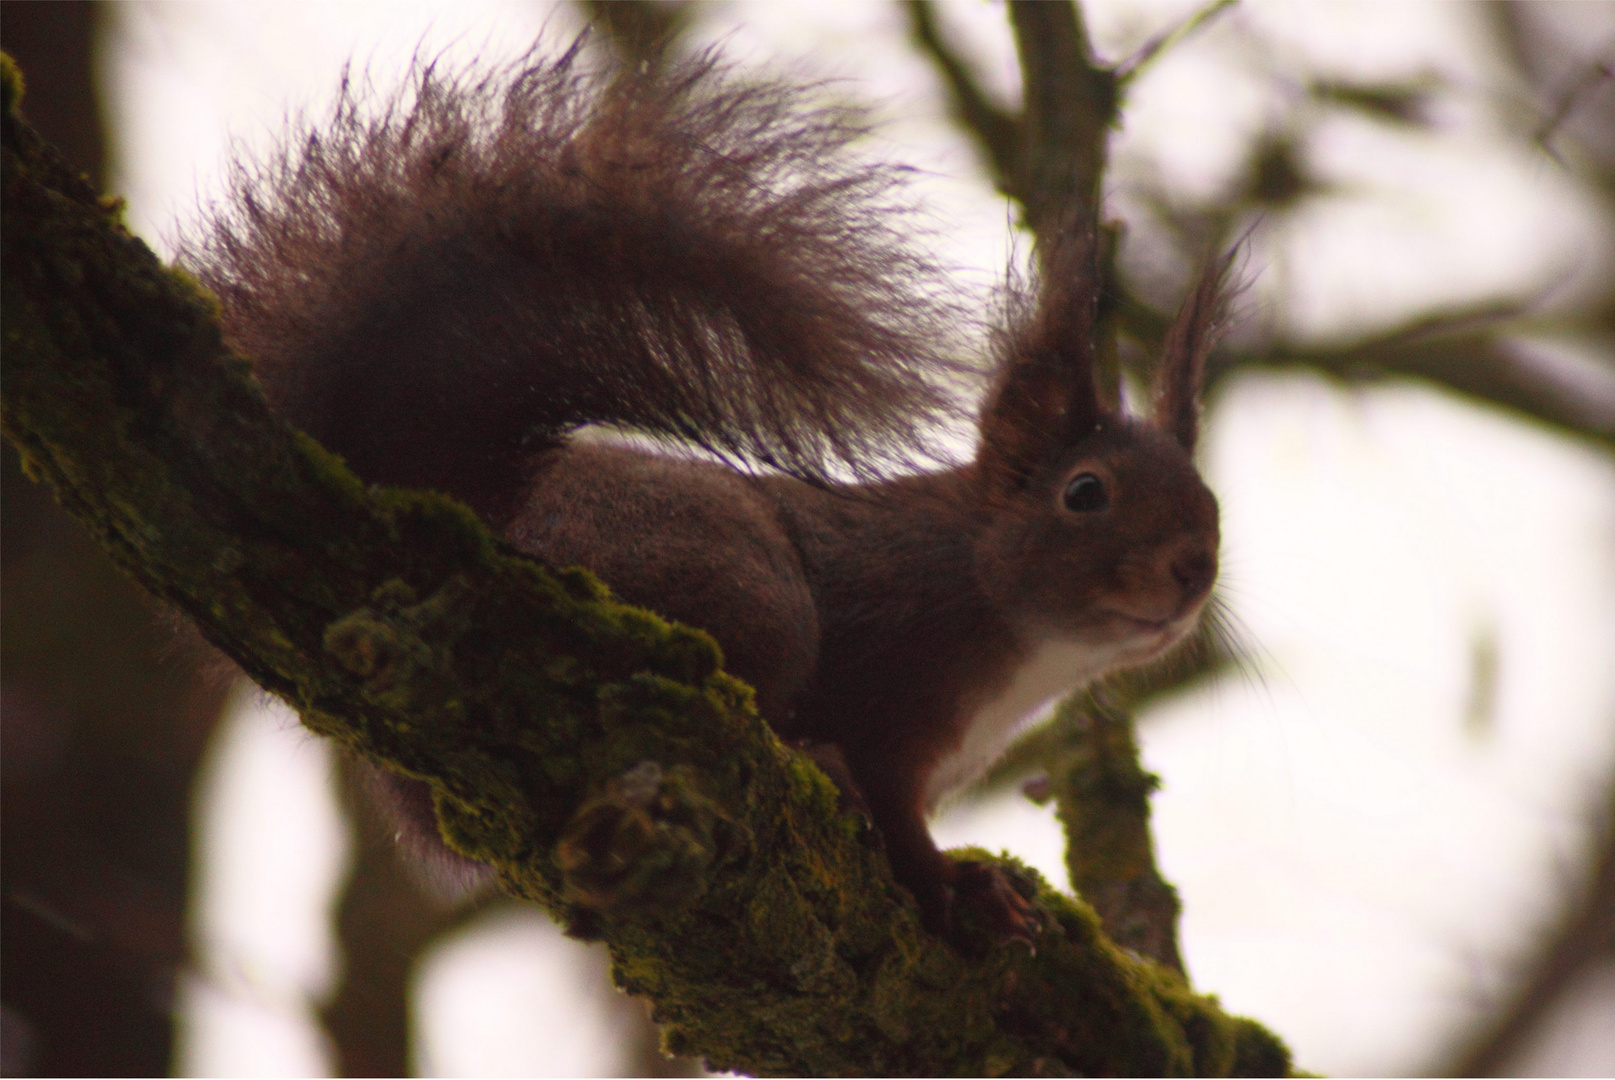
950,860,1042,954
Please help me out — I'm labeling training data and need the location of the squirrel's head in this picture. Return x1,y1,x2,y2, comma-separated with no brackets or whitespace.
972,222,1231,665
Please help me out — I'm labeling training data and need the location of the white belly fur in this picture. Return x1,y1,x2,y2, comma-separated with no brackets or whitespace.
923,637,1122,811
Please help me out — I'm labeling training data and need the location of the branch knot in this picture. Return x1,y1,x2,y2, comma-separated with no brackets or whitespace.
557,761,730,915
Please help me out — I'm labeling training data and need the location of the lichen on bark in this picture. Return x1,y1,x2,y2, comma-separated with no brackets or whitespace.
2,53,1293,1076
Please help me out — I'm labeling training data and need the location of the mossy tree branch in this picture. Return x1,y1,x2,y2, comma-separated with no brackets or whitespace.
2,54,1290,1077
1034,695,1188,978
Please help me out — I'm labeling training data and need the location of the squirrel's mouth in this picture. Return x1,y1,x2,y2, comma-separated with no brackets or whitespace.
1107,612,1169,634
1099,609,1198,660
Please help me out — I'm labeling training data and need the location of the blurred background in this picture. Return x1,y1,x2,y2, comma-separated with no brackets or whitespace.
2,1,1612,1075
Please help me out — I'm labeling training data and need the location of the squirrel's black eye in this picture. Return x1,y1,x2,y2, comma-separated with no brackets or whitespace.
1062,472,1108,513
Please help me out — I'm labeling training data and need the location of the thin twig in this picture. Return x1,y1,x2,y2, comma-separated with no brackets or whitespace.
1116,0,1238,88
1533,55,1615,163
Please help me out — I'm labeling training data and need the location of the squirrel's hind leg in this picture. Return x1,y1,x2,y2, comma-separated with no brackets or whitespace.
848,770,1041,950
507,443,821,723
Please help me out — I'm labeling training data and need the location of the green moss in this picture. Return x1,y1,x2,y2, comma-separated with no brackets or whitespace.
3,52,25,111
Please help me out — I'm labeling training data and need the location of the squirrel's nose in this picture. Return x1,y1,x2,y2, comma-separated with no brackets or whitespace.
1166,537,1217,601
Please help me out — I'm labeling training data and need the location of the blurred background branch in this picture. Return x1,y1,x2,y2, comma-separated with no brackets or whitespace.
0,5,231,1075
1448,794,1615,1075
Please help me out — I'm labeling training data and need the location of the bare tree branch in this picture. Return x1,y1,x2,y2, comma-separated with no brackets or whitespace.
1448,795,1615,1075
1110,276,1615,448
577,0,697,69
906,0,1118,234
901,0,1023,202
1007,0,1115,233
1115,0,1236,89
1237,319,1615,447
318,758,495,1078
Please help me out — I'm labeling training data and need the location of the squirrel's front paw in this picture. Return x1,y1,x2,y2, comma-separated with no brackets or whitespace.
948,860,1041,953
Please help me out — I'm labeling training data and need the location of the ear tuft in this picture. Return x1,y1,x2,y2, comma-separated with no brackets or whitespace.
977,215,1106,490
1153,244,1240,451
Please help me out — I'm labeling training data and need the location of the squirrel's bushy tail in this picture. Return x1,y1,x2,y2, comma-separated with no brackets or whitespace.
184,42,973,524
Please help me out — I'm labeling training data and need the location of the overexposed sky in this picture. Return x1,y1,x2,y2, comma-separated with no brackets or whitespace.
102,2,1615,1076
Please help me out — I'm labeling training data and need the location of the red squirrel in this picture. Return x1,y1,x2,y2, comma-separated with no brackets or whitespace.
183,45,1226,943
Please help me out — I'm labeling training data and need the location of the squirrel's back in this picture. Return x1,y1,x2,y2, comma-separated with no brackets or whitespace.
184,42,973,525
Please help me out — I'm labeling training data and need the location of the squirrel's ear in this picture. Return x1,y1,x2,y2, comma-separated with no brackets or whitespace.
977,218,1105,491
1153,246,1237,452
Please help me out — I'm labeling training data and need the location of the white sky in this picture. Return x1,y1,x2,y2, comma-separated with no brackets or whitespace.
101,2,1615,1076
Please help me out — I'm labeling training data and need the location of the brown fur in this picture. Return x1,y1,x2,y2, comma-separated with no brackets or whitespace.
186,44,1230,941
